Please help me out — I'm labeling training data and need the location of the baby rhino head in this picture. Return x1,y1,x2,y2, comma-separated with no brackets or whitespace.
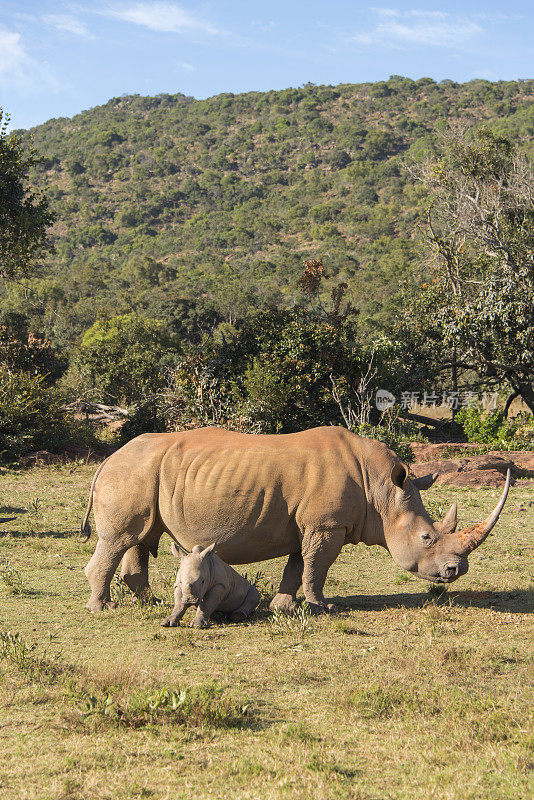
171,542,216,605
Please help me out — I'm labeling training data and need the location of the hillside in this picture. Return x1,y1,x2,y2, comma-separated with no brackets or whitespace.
9,77,534,348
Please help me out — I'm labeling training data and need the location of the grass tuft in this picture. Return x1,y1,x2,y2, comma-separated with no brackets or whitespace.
76,682,253,730
0,559,29,595
267,604,313,641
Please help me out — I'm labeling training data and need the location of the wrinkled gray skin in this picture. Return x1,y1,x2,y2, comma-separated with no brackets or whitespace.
81,427,510,615
162,542,261,628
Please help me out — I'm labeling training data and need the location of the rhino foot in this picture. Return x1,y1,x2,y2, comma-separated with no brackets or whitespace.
269,593,300,613
190,617,210,629
86,599,118,613
161,615,179,627
135,589,161,606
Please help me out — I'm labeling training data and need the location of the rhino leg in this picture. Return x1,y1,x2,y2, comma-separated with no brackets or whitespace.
230,585,261,622
301,528,345,614
190,584,229,628
270,553,304,613
162,586,189,627
120,543,160,604
85,539,129,612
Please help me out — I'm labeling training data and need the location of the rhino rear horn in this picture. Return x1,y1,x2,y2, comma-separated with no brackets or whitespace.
412,472,439,490
456,469,511,554
436,502,457,534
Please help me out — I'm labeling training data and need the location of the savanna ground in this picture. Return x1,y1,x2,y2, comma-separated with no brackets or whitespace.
0,463,532,800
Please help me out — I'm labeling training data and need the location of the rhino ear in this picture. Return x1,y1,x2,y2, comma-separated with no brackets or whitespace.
391,462,408,489
201,542,217,558
412,472,439,491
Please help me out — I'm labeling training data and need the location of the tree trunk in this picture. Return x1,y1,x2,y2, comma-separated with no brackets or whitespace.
502,391,519,419
513,383,534,416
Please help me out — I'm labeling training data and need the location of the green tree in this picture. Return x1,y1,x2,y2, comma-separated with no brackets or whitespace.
73,314,179,404
0,110,54,279
405,128,534,412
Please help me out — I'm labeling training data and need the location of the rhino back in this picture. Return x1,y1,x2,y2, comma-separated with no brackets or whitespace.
157,427,364,563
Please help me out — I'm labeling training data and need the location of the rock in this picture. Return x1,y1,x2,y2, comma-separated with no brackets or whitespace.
410,447,533,488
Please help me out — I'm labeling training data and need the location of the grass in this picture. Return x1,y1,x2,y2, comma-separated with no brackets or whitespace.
0,462,532,799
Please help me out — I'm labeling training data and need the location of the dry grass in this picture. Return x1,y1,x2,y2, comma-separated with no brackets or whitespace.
0,463,532,800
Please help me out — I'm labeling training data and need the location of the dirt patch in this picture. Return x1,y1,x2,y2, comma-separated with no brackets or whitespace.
411,444,534,487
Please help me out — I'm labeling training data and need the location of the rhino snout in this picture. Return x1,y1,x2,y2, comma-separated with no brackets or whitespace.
182,592,200,604
437,558,468,583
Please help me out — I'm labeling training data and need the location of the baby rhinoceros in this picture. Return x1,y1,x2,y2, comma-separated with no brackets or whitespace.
162,542,261,629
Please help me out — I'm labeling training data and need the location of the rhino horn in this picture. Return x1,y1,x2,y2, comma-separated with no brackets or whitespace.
456,469,511,555
412,472,439,490
436,502,457,534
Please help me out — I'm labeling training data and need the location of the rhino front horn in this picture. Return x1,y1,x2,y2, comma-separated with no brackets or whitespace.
456,469,511,555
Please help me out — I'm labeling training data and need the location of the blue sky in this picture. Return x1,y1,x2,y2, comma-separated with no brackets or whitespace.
1,1,532,130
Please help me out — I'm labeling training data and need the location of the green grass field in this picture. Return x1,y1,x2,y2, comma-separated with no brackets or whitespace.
0,463,532,800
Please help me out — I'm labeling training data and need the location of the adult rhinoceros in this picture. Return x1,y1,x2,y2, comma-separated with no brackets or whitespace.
81,427,510,613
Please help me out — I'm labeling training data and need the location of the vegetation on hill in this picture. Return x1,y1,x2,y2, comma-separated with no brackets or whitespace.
4,77,532,349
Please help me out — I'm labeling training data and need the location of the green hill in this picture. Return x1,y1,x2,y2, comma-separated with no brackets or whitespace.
9,77,534,348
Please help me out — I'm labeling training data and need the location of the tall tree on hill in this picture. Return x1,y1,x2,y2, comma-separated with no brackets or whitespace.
404,127,534,414
0,110,54,280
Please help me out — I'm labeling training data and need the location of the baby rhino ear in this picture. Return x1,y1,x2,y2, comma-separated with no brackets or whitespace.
201,543,217,558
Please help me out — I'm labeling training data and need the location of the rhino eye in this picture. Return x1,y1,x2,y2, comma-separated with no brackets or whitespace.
421,532,433,546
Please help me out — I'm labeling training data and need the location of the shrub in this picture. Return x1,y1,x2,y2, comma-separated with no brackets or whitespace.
72,314,180,404
0,312,65,381
0,370,71,462
455,405,516,446
354,422,414,464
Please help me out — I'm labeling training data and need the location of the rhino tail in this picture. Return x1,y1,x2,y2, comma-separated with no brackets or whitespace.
80,456,110,542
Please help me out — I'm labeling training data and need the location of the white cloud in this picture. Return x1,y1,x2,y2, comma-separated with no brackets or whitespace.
104,2,221,35
0,29,28,78
179,61,195,71
43,14,92,38
352,9,483,48
0,27,59,93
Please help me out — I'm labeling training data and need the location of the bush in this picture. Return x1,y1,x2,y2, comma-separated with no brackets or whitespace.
0,370,71,462
0,312,65,381
455,406,515,446
72,314,180,404
354,421,415,464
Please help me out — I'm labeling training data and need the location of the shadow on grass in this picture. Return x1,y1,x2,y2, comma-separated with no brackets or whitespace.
0,528,75,539
2,588,60,598
0,506,27,515
335,589,534,614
